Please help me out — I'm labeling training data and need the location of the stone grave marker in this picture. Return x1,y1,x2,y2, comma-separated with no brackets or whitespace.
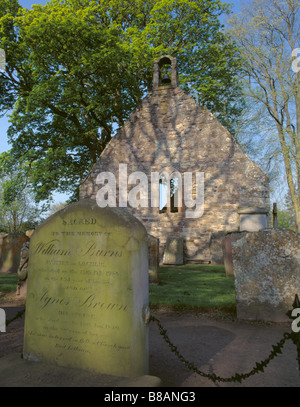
232,228,300,322
148,235,159,283
237,207,269,232
163,237,183,265
16,241,30,298
0,234,29,273
223,232,247,277
23,199,149,378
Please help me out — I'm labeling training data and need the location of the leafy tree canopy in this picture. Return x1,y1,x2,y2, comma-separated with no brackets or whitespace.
228,0,300,230
0,151,48,233
0,0,244,201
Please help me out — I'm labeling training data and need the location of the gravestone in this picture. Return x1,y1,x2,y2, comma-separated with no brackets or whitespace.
16,241,30,298
237,207,269,232
223,232,247,277
232,228,300,322
210,232,227,265
0,234,29,274
148,234,159,284
0,233,8,270
163,237,183,265
23,199,149,378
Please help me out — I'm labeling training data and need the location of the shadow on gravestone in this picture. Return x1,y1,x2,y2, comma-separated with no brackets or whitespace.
23,199,150,378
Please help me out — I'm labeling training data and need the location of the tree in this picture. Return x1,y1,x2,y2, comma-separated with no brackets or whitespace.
280,190,297,229
0,0,244,201
0,151,47,233
48,201,68,216
228,0,300,231
271,208,295,229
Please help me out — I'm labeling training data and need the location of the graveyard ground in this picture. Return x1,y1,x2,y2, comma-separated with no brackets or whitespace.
0,267,299,387
149,265,236,312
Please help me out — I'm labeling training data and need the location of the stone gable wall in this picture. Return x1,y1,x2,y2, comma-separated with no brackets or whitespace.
80,86,270,263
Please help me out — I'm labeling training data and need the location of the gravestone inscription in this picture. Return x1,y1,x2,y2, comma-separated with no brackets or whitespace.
23,199,149,377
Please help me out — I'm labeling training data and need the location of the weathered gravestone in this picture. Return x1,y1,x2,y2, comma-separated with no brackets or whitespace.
148,234,159,284
16,241,30,298
223,232,247,277
237,207,269,232
163,237,183,265
0,234,29,274
232,228,300,322
23,199,150,378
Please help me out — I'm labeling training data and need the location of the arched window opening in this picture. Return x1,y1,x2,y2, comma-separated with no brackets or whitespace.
159,178,168,213
153,55,178,90
170,178,178,213
159,173,182,214
160,61,172,86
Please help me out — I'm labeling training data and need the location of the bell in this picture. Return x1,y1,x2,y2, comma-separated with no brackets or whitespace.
161,73,171,84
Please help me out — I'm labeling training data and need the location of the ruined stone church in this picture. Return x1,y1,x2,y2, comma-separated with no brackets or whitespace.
79,56,270,264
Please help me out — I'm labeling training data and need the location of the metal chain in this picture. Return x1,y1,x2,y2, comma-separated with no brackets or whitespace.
150,314,293,384
4,302,299,384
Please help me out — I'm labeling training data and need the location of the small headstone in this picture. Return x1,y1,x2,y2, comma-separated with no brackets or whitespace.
210,232,226,265
163,237,183,265
232,229,300,322
0,234,29,274
223,232,247,277
0,233,7,263
148,235,159,283
237,207,269,232
23,199,149,378
16,241,30,298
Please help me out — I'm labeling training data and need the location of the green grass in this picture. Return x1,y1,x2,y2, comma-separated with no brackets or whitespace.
0,265,237,315
150,264,236,314
0,273,18,300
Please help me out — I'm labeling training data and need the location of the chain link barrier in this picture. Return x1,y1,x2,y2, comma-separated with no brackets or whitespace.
4,297,300,384
150,315,294,384
150,294,300,384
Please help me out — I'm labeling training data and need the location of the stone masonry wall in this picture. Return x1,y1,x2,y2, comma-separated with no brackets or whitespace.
79,85,270,263
232,229,300,322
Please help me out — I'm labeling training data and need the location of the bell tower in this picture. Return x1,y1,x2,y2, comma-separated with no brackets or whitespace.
153,55,179,90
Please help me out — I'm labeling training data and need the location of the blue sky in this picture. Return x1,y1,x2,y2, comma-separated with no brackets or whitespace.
0,0,244,155
0,0,48,152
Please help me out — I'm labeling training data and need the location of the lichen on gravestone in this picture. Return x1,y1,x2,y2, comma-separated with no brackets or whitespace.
23,199,149,378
